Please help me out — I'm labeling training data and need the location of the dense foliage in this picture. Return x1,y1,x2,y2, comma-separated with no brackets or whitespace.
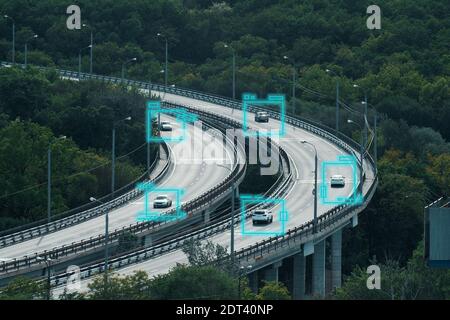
0,67,154,230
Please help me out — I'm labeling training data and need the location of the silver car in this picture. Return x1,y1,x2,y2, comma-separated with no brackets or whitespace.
252,209,273,225
153,195,173,208
255,111,269,123
159,121,173,131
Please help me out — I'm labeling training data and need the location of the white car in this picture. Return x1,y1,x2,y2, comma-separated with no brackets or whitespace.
330,175,345,187
153,195,173,208
159,121,173,131
252,210,273,225
255,111,269,123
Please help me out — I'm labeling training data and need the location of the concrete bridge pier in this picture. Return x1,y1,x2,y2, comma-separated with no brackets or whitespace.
312,239,326,297
264,261,282,283
203,209,211,224
292,252,306,299
331,229,342,291
248,271,258,293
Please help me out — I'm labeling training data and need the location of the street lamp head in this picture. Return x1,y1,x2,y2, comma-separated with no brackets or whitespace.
300,140,307,144
160,69,165,73
224,44,228,48
283,55,288,60
4,15,8,18
89,197,96,202
132,57,137,61
59,135,66,140
361,101,366,104
353,84,359,88
125,116,132,121
325,69,330,72
347,119,354,124
33,34,38,38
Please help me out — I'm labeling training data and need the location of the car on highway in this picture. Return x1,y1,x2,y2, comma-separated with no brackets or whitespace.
255,111,269,123
159,121,173,131
252,209,273,225
153,195,173,208
330,175,345,187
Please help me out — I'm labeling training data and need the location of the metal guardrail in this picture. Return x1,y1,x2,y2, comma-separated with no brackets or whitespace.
0,144,168,248
0,105,249,274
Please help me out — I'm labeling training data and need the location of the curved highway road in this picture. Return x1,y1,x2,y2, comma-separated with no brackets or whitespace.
0,114,236,261
52,90,376,294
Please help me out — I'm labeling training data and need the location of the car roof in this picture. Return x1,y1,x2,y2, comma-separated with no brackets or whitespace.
155,195,168,198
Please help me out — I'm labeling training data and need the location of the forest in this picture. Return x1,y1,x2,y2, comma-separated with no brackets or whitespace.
0,0,449,298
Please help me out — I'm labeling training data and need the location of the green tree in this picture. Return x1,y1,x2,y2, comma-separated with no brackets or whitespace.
87,271,151,300
256,281,291,300
150,265,238,299
182,239,229,267
0,277,47,300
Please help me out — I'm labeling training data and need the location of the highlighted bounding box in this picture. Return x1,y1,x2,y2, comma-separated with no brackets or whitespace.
240,195,288,236
136,182,186,222
320,155,363,205
146,100,197,143
242,93,286,138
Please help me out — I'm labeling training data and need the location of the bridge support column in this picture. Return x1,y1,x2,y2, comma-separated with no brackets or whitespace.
312,240,326,297
248,271,258,293
265,261,282,283
292,253,306,299
331,229,342,292
144,235,152,246
203,209,210,224
352,214,358,227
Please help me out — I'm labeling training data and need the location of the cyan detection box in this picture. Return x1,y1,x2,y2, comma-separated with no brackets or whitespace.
136,182,186,222
242,93,286,138
240,195,288,236
320,155,363,205
146,100,197,143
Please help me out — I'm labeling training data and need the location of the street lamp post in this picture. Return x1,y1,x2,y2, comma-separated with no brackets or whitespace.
347,119,364,194
78,45,92,79
111,117,132,198
3,15,15,64
326,69,340,133
83,24,94,74
24,34,38,68
218,163,236,265
284,56,297,116
353,84,368,145
48,136,66,224
238,265,252,299
89,197,109,287
37,256,52,300
224,44,236,100
121,58,137,83
301,141,318,233
157,33,168,87
374,113,377,172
